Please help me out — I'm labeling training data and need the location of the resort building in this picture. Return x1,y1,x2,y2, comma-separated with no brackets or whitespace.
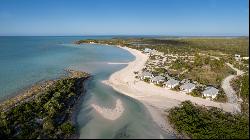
202,86,219,99
143,48,152,54
165,79,180,88
180,79,190,84
139,71,153,80
150,76,165,84
164,73,172,79
235,54,241,61
180,83,196,93
242,57,249,60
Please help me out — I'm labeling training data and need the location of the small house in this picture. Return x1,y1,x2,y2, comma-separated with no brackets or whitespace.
139,71,153,80
180,83,196,93
235,54,241,61
202,86,219,99
242,57,249,60
150,76,165,84
165,79,180,88
180,79,190,84
143,48,152,54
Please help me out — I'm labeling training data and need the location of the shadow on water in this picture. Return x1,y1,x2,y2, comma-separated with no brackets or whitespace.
113,123,131,139
74,78,94,136
77,107,93,128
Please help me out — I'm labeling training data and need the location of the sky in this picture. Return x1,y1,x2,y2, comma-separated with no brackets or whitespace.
0,0,249,36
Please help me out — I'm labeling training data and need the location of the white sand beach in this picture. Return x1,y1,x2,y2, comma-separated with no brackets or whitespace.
91,99,124,121
103,46,239,133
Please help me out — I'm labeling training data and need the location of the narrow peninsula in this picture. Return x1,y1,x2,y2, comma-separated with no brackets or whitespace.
0,70,90,139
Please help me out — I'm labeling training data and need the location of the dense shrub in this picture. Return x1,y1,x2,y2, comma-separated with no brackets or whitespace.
168,101,249,139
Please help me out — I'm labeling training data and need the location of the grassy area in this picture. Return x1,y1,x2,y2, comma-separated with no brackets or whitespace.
131,37,249,56
0,71,89,139
167,101,249,139
171,55,235,86
214,90,227,102
184,63,235,87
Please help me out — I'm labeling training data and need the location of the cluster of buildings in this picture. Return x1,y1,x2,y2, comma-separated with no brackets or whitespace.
234,54,249,62
138,70,219,99
138,48,220,100
142,48,195,72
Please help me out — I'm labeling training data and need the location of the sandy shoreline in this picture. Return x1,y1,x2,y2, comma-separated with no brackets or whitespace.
103,46,239,136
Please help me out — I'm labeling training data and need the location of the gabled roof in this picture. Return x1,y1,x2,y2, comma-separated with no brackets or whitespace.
144,48,152,53
151,76,165,82
140,71,152,77
180,83,195,90
202,86,219,96
166,79,179,85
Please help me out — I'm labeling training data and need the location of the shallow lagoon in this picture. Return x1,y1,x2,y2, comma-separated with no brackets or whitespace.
0,36,175,138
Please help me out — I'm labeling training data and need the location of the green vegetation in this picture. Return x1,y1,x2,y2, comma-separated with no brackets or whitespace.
153,67,167,75
75,37,249,56
183,55,235,86
214,90,227,103
74,39,98,44
0,71,89,139
188,89,202,97
131,37,249,56
143,77,150,83
75,37,248,87
168,54,235,86
167,101,249,139
155,83,164,87
231,74,249,115
173,85,180,91
170,59,190,70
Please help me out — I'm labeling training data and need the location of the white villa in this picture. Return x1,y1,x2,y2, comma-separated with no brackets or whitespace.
235,54,241,61
150,76,165,84
242,57,249,60
165,79,180,88
139,71,153,80
202,86,219,99
180,83,196,93
180,79,190,84
143,48,153,54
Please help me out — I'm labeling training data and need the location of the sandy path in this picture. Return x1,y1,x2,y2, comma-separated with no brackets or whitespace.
91,99,124,121
221,63,245,112
103,46,239,134
226,63,245,75
222,75,239,104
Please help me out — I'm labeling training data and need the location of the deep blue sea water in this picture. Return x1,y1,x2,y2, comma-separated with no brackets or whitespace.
0,36,175,138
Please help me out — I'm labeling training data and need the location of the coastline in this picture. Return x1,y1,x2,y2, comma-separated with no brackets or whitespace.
0,69,90,139
102,46,179,136
103,46,239,136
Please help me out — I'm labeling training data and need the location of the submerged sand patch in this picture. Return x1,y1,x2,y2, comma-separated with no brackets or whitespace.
91,99,124,120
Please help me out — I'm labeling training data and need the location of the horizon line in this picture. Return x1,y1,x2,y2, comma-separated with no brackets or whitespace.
0,35,249,37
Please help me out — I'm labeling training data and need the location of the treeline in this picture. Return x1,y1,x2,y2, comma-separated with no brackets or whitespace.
167,101,249,139
74,39,98,44
0,72,90,139
75,37,249,56
134,38,249,56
